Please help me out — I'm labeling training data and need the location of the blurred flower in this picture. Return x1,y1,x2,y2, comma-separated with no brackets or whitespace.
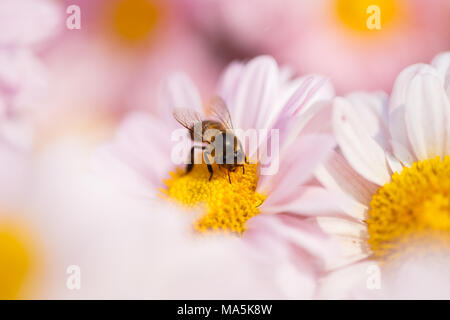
315,52,450,298
318,253,450,299
39,0,220,147
0,0,61,48
94,56,339,297
187,0,450,93
0,0,63,151
6,132,306,299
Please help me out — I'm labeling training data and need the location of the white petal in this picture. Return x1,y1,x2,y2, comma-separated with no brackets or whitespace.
333,97,391,185
385,152,403,174
314,216,371,270
389,64,436,112
317,261,376,299
404,72,450,159
389,64,436,161
389,105,416,166
315,217,368,239
346,91,390,150
431,51,450,91
323,236,370,270
315,150,378,206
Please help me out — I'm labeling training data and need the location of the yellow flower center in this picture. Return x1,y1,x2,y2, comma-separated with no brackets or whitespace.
163,163,266,234
108,0,164,44
334,0,402,33
0,222,37,299
368,156,450,262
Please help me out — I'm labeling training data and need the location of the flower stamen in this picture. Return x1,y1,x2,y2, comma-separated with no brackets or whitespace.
162,163,266,234
368,156,450,262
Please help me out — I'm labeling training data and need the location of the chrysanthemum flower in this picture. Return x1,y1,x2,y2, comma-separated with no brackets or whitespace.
315,52,450,298
95,55,339,297
186,0,450,93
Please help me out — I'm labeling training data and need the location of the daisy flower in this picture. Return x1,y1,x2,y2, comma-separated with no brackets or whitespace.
95,55,339,297
315,51,450,298
186,0,450,93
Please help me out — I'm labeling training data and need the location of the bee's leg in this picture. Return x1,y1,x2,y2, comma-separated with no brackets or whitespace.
242,165,245,175
203,149,214,181
245,156,250,164
186,145,205,174
227,170,232,184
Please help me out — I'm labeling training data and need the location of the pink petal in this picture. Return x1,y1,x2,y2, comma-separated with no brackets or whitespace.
258,134,336,197
94,112,174,194
216,61,245,102
246,213,336,264
263,186,352,218
158,72,203,121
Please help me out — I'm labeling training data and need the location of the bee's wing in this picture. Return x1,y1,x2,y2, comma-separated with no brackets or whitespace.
204,95,234,130
173,107,204,139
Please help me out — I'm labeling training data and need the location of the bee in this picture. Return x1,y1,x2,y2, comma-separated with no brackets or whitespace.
173,96,248,183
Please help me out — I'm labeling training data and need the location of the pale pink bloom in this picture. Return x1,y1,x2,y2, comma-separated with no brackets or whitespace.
283,0,450,93
39,0,219,146
182,0,303,56
0,0,62,48
0,49,50,150
95,55,340,298
0,0,63,150
186,0,450,94
2,134,297,299
44,0,219,112
8,111,330,299
314,52,450,298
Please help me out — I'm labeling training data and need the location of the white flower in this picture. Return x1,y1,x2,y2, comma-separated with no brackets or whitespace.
315,52,450,298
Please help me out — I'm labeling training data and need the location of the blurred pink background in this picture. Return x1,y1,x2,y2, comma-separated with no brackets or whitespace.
40,0,450,136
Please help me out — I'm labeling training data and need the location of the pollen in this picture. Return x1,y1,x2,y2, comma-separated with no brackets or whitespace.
162,163,266,234
367,156,450,262
109,0,164,44
0,223,34,299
